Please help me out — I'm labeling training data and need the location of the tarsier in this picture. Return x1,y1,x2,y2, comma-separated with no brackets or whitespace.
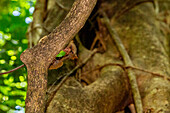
0,41,77,75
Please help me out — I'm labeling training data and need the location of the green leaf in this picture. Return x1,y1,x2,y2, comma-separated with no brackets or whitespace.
4,34,11,40
0,104,9,111
0,39,6,46
0,59,6,64
56,50,66,57
19,76,24,82
21,39,28,44
6,50,15,56
11,56,17,60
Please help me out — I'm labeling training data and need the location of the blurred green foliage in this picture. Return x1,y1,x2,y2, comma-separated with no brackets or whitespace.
0,0,36,112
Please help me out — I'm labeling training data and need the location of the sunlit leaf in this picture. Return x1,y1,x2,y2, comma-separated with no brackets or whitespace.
9,90,26,96
0,86,11,95
18,46,22,52
2,74,8,78
23,95,26,100
20,101,25,106
2,96,9,101
4,79,9,85
21,39,28,44
20,9,26,17
5,100,16,106
0,104,9,111
11,39,18,45
9,83,16,87
0,59,6,64
9,77,14,83
11,56,17,60
9,60,14,65
0,31,4,36
56,50,66,57
15,99,21,105
0,39,5,46
15,82,21,89
4,34,11,40
7,109,16,113
0,93,2,99
20,82,27,87
19,76,24,82
6,50,15,56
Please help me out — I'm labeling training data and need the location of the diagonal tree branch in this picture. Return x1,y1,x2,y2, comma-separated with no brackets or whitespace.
101,11,143,113
20,0,97,112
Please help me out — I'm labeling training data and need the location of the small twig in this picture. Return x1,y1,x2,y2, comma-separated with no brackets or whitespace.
0,64,25,75
55,1,70,11
81,63,170,81
101,11,143,113
114,0,153,19
47,48,98,94
126,66,170,80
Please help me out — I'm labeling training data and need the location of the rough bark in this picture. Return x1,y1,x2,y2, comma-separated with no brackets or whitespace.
47,45,131,112
46,1,170,113
24,0,170,113
21,0,97,112
41,0,75,37
47,67,130,113
112,2,170,112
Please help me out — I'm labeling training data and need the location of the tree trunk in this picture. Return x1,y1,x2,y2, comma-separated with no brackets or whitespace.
24,0,170,112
